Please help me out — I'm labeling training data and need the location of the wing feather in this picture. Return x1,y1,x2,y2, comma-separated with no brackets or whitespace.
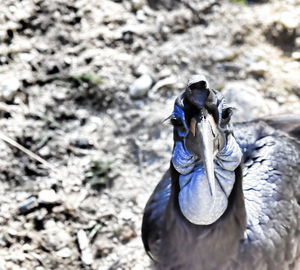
234,120,300,269
142,169,172,260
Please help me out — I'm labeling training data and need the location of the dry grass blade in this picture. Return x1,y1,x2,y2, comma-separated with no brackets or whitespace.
0,132,57,173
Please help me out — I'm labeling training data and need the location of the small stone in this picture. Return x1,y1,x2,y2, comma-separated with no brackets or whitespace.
151,75,177,92
248,61,268,76
77,230,93,265
295,37,300,48
10,245,25,263
119,209,134,220
279,13,298,29
118,224,137,242
276,95,286,104
18,196,38,214
0,234,7,247
132,264,145,270
0,77,20,102
134,64,151,76
38,189,58,204
5,261,21,270
19,53,35,62
38,146,51,157
222,62,242,73
136,10,147,22
52,91,67,101
71,138,93,149
46,63,60,75
43,225,72,251
94,235,114,258
212,48,237,62
204,27,217,37
129,74,153,98
56,247,72,258
0,257,6,270
158,68,172,79
132,0,145,10
292,52,300,61
44,219,56,230
75,109,89,121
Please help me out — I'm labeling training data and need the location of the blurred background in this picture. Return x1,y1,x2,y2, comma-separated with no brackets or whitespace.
0,0,299,269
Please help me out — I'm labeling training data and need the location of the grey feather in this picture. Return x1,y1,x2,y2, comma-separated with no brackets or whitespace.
142,86,300,270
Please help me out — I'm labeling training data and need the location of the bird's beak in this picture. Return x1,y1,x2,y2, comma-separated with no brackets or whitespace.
190,114,217,199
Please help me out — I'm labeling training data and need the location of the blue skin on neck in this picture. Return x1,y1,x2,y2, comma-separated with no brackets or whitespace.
171,106,242,225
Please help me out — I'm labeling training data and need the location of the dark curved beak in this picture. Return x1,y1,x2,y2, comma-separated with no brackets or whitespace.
190,113,218,199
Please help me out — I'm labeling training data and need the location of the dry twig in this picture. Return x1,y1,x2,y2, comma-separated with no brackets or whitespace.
0,132,57,173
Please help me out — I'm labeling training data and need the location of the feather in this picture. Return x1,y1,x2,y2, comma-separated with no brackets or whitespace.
142,80,300,270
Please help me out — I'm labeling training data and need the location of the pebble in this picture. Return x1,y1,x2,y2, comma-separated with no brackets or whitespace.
292,52,300,61
131,265,145,270
129,74,153,98
132,0,145,10
119,209,134,220
56,247,72,258
10,245,25,263
118,224,137,242
75,109,89,121
212,48,237,62
276,95,286,104
38,146,51,158
295,37,300,48
204,26,217,37
43,226,72,251
94,235,114,257
158,68,172,79
151,75,177,92
72,138,94,149
133,64,151,76
248,61,268,76
18,196,38,214
52,90,67,101
19,52,35,62
0,234,7,247
0,257,6,270
77,230,93,265
0,77,20,102
277,12,298,29
38,189,58,204
136,9,147,22
44,219,56,230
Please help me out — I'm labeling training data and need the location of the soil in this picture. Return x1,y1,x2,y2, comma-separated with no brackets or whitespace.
0,0,299,269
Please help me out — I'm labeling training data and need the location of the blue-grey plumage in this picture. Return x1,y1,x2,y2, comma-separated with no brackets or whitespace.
141,76,300,270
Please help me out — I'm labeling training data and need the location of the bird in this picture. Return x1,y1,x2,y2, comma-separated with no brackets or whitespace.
141,75,300,270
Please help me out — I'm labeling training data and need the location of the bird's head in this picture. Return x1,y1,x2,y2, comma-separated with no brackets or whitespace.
170,75,242,225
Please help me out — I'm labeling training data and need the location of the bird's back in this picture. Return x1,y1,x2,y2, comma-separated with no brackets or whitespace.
233,116,300,269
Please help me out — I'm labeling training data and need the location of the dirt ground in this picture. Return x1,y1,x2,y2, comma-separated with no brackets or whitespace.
0,0,299,269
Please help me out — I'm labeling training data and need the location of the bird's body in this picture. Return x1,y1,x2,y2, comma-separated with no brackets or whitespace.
142,77,300,270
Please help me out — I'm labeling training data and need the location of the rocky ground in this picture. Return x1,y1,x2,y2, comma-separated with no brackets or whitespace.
0,0,299,269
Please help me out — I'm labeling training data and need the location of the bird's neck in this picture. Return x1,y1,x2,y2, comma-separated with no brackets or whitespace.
173,134,243,225
167,163,246,268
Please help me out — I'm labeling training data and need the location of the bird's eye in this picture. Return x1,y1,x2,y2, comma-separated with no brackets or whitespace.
222,108,231,119
220,107,233,127
171,118,183,127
